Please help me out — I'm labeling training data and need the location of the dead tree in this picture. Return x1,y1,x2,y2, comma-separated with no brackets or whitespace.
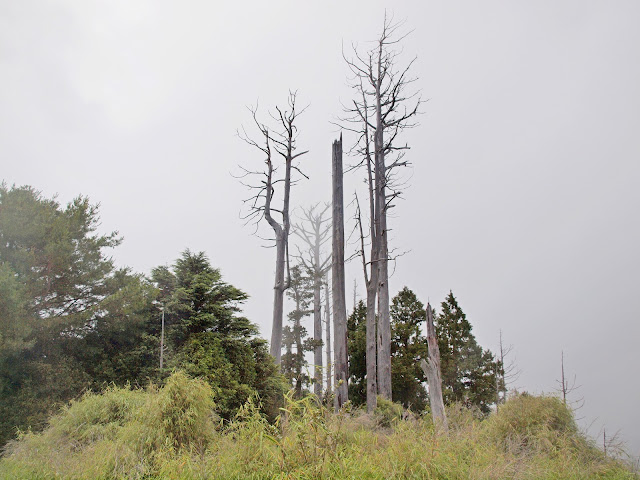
238,92,308,365
332,134,348,410
354,193,378,413
555,351,583,413
293,204,331,399
420,303,448,432
495,330,520,410
342,16,421,400
324,273,332,394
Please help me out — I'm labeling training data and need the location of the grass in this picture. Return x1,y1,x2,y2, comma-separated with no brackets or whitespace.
0,373,636,479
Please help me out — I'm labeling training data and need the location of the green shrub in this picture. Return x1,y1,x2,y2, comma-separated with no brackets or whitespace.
373,396,404,428
0,372,217,479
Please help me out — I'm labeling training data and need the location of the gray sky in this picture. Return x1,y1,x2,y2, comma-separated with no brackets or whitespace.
2,0,639,456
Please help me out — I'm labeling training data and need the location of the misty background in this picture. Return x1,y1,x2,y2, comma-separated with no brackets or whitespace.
1,0,638,456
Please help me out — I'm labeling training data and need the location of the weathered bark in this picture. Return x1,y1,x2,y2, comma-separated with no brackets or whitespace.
270,232,287,364
420,303,448,432
332,135,348,410
341,18,421,401
354,190,378,413
374,34,392,401
238,93,307,366
293,285,304,398
376,211,392,399
313,256,322,399
324,274,332,394
366,278,378,412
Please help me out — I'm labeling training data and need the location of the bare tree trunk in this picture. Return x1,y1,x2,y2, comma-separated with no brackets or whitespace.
270,232,287,364
420,303,448,433
561,350,567,405
324,274,332,394
332,135,348,410
366,279,378,412
313,248,323,399
376,233,391,399
355,193,378,413
353,279,357,312
374,42,392,400
293,284,304,398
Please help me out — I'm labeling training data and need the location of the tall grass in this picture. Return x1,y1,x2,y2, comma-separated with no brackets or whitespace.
0,374,635,479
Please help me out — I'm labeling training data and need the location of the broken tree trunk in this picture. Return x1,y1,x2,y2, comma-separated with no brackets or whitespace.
332,134,348,410
420,302,448,432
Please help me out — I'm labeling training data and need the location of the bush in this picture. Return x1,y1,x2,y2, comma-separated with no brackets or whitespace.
1,372,218,479
373,396,404,428
485,393,578,452
142,371,217,453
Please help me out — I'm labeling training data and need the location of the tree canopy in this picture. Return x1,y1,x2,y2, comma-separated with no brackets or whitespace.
0,185,284,446
151,250,284,419
435,291,499,414
0,184,150,444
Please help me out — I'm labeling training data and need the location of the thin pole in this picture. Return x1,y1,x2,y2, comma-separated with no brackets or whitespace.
160,308,165,369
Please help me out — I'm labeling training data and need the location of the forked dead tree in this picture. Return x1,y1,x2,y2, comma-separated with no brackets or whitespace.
420,303,448,432
238,92,308,365
555,351,583,413
495,330,520,410
293,204,331,399
342,16,421,402
354,193,379,413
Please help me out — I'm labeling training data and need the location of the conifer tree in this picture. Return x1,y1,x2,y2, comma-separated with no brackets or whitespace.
347,300,367,406
151,250,284,419
390,287,428,410
280,264,314,397
435,291,498,413
0,185,151,445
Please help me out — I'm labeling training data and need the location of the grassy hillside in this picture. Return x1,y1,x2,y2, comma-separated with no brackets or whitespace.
0,372,635,480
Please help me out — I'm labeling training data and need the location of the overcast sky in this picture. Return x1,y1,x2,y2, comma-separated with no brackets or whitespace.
2,0,639,456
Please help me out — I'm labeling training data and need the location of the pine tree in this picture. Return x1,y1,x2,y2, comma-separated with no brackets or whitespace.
390,287,428,411
151,250,284,419
347,300,367,406
280,264,314,398
435,291,498,413
0,185,146,445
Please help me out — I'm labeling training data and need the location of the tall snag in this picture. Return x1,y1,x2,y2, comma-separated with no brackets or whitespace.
420,303,448,432
324,273,332,394
238,92,308,365
354,193,378,412
342,16,421,401
332,135,348,410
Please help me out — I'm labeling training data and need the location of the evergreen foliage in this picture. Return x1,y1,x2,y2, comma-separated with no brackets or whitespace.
151,250,285,420
347,300,367,405
390,287,429,411
280,264,314,398
0,185,284,446
349,287,430,411
349,288,499,414
435,290,500,413
0,185,156,445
